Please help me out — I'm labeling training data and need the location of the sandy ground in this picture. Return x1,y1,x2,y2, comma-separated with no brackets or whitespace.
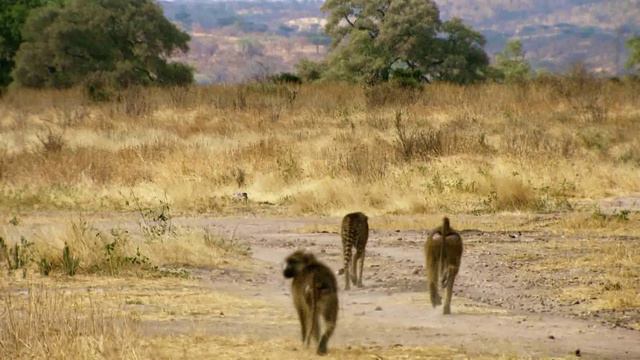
3,212,639,359
183,215,639,359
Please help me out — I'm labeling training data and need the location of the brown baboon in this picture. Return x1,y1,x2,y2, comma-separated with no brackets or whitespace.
283,250,338,355
425,217,463,315
341,212,369,290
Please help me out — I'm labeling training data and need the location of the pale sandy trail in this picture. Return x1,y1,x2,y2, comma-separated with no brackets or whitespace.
9,213,639,358
197,216,640,359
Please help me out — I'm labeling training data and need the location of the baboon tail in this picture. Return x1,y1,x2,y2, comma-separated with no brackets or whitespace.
442,217,451,235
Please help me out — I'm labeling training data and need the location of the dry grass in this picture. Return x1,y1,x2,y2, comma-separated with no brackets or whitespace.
1,80,639,215
0,214,251,278
550,238,640,312
504,235,640,314
0,287,143,359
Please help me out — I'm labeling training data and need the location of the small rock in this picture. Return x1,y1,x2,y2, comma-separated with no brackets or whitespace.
375,306,383,311
575,349,581,357
548,335,555,340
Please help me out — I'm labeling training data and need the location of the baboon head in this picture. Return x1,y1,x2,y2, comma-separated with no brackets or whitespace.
283,250,316,278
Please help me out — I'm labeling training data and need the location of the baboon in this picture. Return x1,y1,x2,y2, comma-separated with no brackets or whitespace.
283,250,338,355
425,217,463,315
341,212,369,290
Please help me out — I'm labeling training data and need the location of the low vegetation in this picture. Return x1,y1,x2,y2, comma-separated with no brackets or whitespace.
1,78,639,216
0,288,142,359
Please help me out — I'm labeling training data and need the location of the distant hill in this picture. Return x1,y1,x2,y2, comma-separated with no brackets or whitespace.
438,0,640,74
160,0,640,83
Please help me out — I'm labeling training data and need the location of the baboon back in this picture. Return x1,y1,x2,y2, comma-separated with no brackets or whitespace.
425,217,463,314
341,212,369,257
426,233,463,285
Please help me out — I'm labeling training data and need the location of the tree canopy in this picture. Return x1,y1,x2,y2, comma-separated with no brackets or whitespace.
626,36,640,73
493,39,531,82
12,0,193,89
319,0,489,84
0,0,50,87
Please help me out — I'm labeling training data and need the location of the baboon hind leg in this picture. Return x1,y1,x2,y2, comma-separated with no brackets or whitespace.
304,313,314,348
344,244,352,290
429,279,442,307
357,250,365,288
317,300,337,355
443,266,459,315
427,242,442,307
350,252,359,285
297,307,307,343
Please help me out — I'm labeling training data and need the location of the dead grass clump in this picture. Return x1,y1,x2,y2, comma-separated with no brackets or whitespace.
329,141,392,182
503,126,574,158
364,83,421,108
392,111,440,161
36,129,66,154
0,287,143,359
483,175,540,212
57,219,152,276
2,214,251,277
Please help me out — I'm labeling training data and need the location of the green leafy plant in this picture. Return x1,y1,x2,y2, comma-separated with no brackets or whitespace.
38,257,53,276
62,243,79,276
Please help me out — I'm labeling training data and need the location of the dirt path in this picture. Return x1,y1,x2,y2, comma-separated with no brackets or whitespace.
6,212,638,358
187,216,640,359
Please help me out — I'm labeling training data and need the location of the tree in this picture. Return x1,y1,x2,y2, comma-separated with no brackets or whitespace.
320,0,489,84
493,39,531,82
0,0,50,87
12,0,193,89
295,59,327,82
626,36,640,73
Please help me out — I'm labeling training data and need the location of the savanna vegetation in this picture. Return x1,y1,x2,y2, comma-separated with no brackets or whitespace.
1,1,640,359
1,75,639,216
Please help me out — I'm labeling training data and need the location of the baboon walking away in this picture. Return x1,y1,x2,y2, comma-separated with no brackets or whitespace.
425,217,463,314
341,212,369,290
283,250,338,355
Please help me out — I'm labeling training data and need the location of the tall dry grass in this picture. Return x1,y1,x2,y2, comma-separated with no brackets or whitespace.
1,79,639,215
0,287,143,359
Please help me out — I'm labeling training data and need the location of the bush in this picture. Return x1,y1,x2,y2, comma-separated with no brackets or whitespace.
62,243,79,276
268,72,302,84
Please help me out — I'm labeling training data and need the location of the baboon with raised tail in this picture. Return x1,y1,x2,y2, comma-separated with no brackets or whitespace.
425,217,463,314
341,212,369,290
283,250,338,355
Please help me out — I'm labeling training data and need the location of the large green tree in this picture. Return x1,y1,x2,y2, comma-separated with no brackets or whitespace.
493,39,531,82
0,0,49,87
627,36,640,73
321,0,489,84
12,0,193,89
